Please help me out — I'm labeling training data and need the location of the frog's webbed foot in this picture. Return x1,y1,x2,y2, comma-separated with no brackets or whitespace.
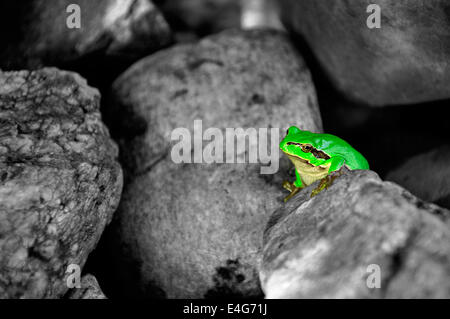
310,177,329,198
283,180,295,192
282,181,302,202
310,169,343,198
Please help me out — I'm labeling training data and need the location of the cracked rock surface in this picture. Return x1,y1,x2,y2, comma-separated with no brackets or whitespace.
261,169,450,298
279,0,450,106
68,274,107,299
0,0,172,70
0,68,123,298
106,29,322,298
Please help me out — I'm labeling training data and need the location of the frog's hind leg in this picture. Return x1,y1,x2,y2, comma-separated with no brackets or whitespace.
327,156,346,173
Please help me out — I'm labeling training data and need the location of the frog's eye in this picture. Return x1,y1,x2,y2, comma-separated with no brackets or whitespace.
302,144,312,152
286,129,289,135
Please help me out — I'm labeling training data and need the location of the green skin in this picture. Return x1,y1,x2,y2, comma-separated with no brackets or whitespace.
280,126,369,189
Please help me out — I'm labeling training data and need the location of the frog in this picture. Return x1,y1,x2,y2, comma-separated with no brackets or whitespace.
280,126,369,202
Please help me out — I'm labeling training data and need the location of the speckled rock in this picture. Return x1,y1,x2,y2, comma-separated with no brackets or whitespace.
0,0,172,70
68,274,107,299
261,169,450,298
386,146,450,211
106,29,322,298
0,68,123,298
279,0,450,106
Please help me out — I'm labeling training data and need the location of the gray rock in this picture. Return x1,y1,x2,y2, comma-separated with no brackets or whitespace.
386,146,450,212
155,0,241,35
0,0,172,70
279,0,450,106
68,274,107,299
107,29,322,298
261,169,450,298
0,68,123,298
241,0,284,31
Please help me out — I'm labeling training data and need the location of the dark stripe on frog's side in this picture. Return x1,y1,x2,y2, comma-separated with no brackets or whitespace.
286,142,331,160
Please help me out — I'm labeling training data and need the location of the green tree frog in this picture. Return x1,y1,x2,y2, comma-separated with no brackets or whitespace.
280,126,369,201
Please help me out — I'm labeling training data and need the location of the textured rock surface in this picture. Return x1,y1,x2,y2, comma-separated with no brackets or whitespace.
68,274,107,299
241,0,284,30
0,0,172,70
154,0,240,35
106,29,322,298
0,68,122,298
279,0,450,106
261,169,450,298
386,146,450,211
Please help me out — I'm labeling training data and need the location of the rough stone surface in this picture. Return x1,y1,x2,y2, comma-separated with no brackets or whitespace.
279,0,450,106
241,0,284,31
107,29,322,298
386,146,450,211
261,169,450,298
0,68,123,298
0,0,172,70
154,0,241,35
68,274,107,299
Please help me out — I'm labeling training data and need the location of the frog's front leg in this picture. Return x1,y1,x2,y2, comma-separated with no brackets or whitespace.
283,169,303,202
310,156,346,198
293,169,303,188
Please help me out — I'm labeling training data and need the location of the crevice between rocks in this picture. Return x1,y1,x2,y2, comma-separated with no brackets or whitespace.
379,225,420,297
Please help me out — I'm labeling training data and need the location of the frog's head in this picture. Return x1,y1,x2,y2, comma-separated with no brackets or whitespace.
280,126,326,164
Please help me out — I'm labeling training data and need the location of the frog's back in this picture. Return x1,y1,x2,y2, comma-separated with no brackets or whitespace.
320,134,369,170
341,148,369,170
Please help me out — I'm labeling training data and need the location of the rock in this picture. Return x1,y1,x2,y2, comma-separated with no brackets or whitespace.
279,0,450,106
106,29,322,298
68,274,107,299
261,169,450,298
386,146,450,211
0,68,123,298
241,0,284,31
0,0,172,70
154,0,241,35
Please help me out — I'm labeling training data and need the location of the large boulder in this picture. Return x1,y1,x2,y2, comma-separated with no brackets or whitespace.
261,169,450,298
0,68,123,298
386,146,450,210
279,0,450,106
154,0,241,35
106,29,322,298
0,0,172,71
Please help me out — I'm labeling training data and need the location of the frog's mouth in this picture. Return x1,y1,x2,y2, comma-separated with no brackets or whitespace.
285,153,315,168
285,154,331,180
